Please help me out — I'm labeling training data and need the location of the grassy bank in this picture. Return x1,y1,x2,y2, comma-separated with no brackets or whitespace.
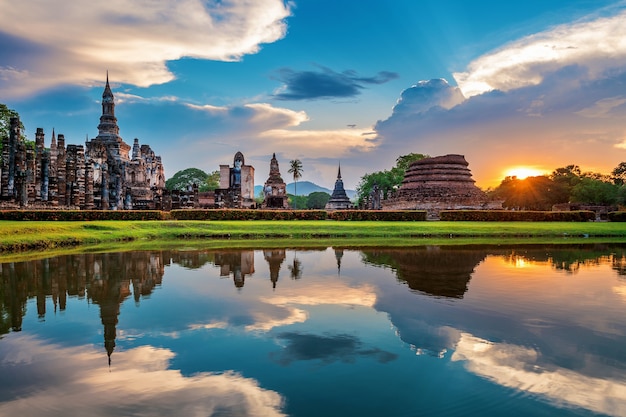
0,219,624,255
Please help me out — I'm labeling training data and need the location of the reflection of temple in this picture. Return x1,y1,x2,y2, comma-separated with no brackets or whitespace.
0,252,164,363
263,249,286,288
261,154,289,209
214,251,255,288
334,248,344,275
214,152,255,208
362,247,488,298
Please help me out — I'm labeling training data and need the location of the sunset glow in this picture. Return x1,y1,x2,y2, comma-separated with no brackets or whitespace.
503,167,548,180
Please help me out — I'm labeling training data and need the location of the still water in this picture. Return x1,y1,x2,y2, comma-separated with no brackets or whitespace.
1,244,625,417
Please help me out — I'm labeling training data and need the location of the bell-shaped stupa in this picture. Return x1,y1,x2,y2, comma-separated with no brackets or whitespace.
382,154,501,217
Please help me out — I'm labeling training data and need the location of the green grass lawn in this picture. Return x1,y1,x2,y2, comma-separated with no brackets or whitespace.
1,219,624,260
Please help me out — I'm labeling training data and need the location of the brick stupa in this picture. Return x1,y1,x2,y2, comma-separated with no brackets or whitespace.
382,154,501,217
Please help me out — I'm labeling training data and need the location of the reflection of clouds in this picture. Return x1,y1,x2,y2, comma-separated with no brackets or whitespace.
613,284,626,302
271,332,397,366
0,334,285,417
262,283,376,308
451,333,626,416
246,283,376,332
188,321,229,331
245,307,308,332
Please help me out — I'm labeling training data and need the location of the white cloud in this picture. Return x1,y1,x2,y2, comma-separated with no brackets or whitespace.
576,97,626,118
0,335,286,417
452,332,626,416
373,7,626,188
0,0,292,98
454,8,626,97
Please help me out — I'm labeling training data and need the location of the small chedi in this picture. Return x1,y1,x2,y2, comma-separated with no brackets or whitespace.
382,154,501,216
0,75,165,210
261,153,288,209
214,151,255,208
325,164,353,210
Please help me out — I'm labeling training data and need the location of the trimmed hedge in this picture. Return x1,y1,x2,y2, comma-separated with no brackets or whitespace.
169,209,428,221
0,210,169,221
328,210,427,221
440,210,596,222
608,211,626,222
170,209,329,221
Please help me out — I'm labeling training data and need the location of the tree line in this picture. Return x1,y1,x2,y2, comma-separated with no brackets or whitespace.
489,164,626,210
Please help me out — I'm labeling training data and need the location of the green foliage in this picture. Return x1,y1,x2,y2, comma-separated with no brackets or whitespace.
356,153,428,206
491,175,567,210
612,162,626,185
288,159,304,209
165,168,208,191
170,209,328,221
440,210,596,222
204,170,220,192
570,177,619,205
0,210,167,221
288,194,307,209
328,210,427,221
0,104,28,161
608,211,626,222
306,191,331,209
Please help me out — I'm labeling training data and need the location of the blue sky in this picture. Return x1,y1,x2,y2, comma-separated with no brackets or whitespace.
1,0,625,189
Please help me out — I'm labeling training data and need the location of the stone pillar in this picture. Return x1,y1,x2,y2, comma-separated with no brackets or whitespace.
75,145,85,208
35,128,45,202
41,151,49,201
2,117,20,199
26,147,35,204
56,134,66,206
48,131,58,205
84,160,95,210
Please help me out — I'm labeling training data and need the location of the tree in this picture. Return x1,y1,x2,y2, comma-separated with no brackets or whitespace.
356,153,428,207
571,177,619,205
288,159,303,209
288,194,307,210
306,191,331,209
612,162,626,185
204,170,220,192
0,104,28,161
491,175,567,210
165,168,209,191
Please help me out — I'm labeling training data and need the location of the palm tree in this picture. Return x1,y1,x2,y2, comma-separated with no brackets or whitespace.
288,159,303,209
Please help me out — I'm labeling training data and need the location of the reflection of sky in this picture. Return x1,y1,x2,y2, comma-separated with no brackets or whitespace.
2,246,626,416
0,334,286,417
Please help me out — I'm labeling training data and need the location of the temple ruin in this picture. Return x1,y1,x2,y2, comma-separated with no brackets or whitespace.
325,164,353,210
214,151,255,208
382,154,501,217
0,75,166,209
261,153,288,209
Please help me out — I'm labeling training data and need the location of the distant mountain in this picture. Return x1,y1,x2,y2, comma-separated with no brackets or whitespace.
254,181,356,199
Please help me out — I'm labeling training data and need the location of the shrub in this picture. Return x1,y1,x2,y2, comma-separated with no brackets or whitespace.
0,210,169,221
328,210,427,221
608,211,626,222
440,210,595,222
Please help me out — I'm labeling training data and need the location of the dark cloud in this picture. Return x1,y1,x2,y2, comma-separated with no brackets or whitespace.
273,66,398,100
270,332,397,365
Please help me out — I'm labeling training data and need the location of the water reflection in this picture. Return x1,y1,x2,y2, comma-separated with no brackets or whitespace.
362,247,488,298
1,244,626,417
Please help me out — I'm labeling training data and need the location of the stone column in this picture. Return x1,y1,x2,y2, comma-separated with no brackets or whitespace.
56,134,66,206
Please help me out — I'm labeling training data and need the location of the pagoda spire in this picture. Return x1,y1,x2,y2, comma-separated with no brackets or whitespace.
97,72,120,140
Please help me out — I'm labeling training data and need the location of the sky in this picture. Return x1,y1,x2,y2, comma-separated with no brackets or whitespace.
1,0,626,190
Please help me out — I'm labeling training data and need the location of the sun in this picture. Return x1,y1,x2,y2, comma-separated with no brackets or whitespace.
503,166,547,180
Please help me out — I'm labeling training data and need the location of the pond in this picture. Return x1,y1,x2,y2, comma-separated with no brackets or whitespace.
1,244,625,417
